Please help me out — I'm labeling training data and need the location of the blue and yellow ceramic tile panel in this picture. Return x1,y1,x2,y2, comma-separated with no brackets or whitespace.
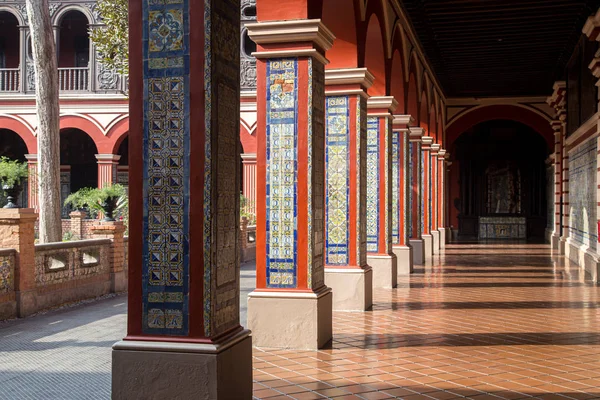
366,117,380,253
569,139,598,249
266,59,298,289
142,0,190,335
391,130,400,245
325,96,350,265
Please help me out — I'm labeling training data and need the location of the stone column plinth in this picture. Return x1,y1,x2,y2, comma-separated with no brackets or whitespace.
430,143,441,254
96,154,121,188
392,115,414,275
69,210,86,240
246,19,335,349
0,208,37,317
323,68,374,311
113,2,252,399
366,96,398,288
25,154,38,210
421,136,434,260
437,149,447,248
408,128,425,265
91,221,126,292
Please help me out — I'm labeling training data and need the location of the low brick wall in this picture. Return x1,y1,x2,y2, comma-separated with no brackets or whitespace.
240,218,256,263
34,239,113,311
0,249,16,320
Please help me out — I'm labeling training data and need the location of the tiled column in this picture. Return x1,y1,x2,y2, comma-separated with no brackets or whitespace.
323,68,373,311
551,123,563,249
421,136,434,260
437,149,447,248
95,154,120,188
430,143,441,254
113,2,252,399
25,154,38,210
560,111,569,254
241,153,257,216
409,128,425,264
366,96,398,288
392,115,414,275
246,20,335,349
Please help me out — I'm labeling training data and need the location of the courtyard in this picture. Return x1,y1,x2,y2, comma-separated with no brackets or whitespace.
1,243,599,400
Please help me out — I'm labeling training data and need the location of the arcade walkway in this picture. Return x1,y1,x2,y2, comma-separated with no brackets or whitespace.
1,244,600,399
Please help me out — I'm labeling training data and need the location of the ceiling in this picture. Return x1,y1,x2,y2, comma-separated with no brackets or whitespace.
399,0,600,97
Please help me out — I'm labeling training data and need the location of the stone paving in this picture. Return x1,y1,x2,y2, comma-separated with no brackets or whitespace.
1,244,600,399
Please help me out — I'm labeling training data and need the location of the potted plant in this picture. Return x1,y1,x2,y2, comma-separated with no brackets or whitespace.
64,184,127,222
0,157,29,208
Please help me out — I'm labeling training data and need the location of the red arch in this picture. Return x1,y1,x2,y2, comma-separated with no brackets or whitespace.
407,71,419,121
389,49,405,113
0,116,37,153
446,105,554,152
429,104,437,141
323,0,359,69
60,115,112,153
419,92,428,131
362,13,387,96
107,117,130,154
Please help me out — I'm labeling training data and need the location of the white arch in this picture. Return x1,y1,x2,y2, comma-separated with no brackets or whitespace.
53,5,94,26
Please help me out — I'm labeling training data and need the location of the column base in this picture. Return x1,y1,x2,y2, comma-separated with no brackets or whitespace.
393,245,413,275
112,330,252,400
550,234,561,250
431,230,440,254
16,289,38,318
438,228,446,249
111,271,128,293
559,237,567,255
247,286,332,350
367,253,397,289
324,267,372,311
565,240,600,282
409,239,425,265
422,234,433,260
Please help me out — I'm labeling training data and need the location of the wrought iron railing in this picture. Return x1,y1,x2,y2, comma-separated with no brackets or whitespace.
58,67,89,91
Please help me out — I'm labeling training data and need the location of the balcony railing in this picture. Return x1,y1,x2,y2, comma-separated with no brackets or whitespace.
0,68,20,92
58,67,89,92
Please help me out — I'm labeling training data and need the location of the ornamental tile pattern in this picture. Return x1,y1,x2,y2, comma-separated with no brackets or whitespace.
569,138,598,250
142,0,189,336
266,59,298,289
402,131,409,244
325,96,350,265
391,130,400,245
366,117,380,253
358,97,367,266
408,141,414,237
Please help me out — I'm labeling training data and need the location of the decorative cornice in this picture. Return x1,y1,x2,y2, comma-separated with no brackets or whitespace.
409,127,424,142
430,143,441,154
252,49,329,65
421,136,434,150
325,68,374,88
367,96,398,113
437,149,446,159
246,19,335,51
583,9,600,40
393,115,415,127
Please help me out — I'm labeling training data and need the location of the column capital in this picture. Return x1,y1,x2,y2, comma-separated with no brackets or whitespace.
367,96,398,116
421,136,434,150
325,68,374,97
588,52,600,78
393,115,415,129
409,127,424,142
241,153,257,162
247,19,335,65
95,154,121,164
546,81,566,110
437,149,447,159
25,154,37,163
583,9,600,41
430,143,441,156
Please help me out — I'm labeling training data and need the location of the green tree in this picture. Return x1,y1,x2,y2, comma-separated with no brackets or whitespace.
89,0,129,75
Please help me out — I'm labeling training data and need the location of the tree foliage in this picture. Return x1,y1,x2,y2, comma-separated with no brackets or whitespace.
89,0,129,75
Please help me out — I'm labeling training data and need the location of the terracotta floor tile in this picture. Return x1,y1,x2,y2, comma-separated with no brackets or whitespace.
251,243,600,400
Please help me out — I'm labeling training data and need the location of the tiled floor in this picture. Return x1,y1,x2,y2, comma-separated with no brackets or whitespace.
252,243,600,399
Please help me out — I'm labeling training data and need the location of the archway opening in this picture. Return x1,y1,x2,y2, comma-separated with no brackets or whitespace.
0,12,20,91
60,128,98,216
58,10,90,91
0,129,28,207
452,120,549,240
117,135,129,189
364,14,386,96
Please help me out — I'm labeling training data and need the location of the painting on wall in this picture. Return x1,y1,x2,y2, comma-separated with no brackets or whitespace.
485,161,521,215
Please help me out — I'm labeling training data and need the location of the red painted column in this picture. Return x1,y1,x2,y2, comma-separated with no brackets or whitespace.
421,136,434,260
408,127,425,264
437,149,448,248
246,20,335,349
392,115,414,274
560,109,569,254
113,2,252,398
366,96,398,289
95,154,120,188
241,153,257,217
430,143,440,254
25,154,38,211
323,68,373,311
547,81,566,251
